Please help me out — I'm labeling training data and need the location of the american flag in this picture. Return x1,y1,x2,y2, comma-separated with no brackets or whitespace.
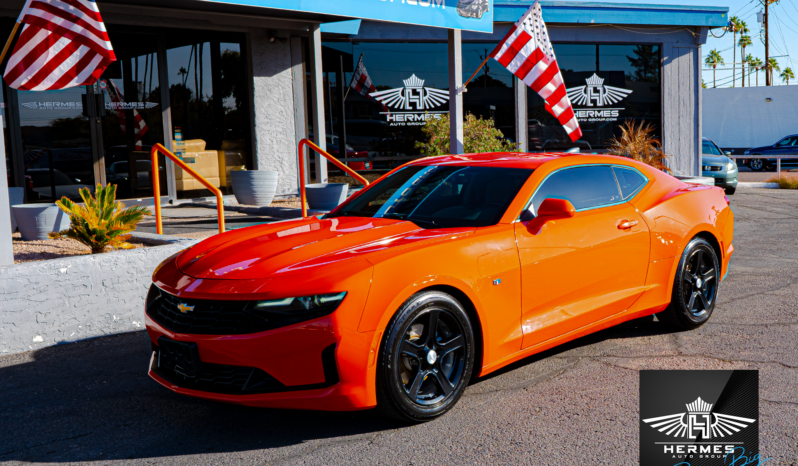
489,0,582,142
350,56,388,112
3,0,116,91
105,79,149,151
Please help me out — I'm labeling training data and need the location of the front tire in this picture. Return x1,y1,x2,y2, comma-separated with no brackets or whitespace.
376,291,475,423
725,187,736,195
658,237,720,330
748,157,764,171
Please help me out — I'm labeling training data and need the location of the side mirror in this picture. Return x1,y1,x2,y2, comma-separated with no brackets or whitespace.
522,198,576,234
537,198,576,220
724,151,732,156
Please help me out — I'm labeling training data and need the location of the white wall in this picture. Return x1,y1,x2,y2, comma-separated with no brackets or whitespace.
703,86,798,149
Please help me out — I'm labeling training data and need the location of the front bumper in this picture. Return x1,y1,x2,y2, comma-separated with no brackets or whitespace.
146,312,377,411
145,254,379,411
702,169,738,189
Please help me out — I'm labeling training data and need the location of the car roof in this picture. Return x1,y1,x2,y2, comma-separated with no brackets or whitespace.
408,152,631,170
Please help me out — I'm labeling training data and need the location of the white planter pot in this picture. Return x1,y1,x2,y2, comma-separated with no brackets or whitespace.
231,170,279,206
8,187,24,233
305,183,349,211
11,204,71,241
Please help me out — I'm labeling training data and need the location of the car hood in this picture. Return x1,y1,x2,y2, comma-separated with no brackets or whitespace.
176,216,474,280
748,145,775,153
701,155,729,165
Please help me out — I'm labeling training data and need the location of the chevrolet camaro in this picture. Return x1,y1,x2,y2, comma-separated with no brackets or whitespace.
146,152,734,422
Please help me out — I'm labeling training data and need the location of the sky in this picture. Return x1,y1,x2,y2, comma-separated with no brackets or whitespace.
599,0,798,88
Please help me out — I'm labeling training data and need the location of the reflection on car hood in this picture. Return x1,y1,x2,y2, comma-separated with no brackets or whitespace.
701,155,729,165
176,216,474,280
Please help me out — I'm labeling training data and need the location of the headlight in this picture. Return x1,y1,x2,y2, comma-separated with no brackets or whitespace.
727,162,736,171
253,292,347,324
256,292,347,311
744,150,750,155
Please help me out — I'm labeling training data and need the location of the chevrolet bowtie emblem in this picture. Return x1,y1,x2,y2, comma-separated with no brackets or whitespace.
178,303,195,313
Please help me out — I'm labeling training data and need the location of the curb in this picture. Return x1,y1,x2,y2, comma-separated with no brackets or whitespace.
179,202,328,219
738,182,780,189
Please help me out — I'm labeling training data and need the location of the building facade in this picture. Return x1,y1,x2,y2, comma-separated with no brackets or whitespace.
0,1,727,204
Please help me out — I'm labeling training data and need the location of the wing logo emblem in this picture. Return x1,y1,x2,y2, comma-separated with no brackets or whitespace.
370,74,449,111
642,397,756,439
566,73,633,107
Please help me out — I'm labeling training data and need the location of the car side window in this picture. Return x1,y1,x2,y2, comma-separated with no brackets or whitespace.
530,166,623,214
612,167,647,199
777,138,793,147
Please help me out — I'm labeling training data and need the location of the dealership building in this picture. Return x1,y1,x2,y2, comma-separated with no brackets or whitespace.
0,0,728,204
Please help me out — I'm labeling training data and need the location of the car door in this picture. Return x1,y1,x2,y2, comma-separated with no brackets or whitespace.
775,137,798,166
514,165,651,349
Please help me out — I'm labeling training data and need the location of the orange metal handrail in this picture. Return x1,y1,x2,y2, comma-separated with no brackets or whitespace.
151,143,225,235
298,139,370,218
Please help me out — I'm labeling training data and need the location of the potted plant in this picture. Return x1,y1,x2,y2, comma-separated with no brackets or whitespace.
305,183,349,211
11,203,72,241
231,169,279,206
49,184,149,254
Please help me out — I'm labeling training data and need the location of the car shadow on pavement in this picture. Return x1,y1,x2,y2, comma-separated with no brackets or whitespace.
0,315,678,463
0,331,397,463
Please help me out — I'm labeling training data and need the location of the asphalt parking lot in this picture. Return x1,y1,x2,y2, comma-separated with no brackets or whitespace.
1,188,796,465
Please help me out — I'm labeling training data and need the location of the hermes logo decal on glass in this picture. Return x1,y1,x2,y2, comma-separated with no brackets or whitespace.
567,73,633,122
370,74,449,126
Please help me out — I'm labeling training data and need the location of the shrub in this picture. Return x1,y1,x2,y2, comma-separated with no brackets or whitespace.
768,175,798,189
415,113,518,156
607,120,672,173
49,184,150,254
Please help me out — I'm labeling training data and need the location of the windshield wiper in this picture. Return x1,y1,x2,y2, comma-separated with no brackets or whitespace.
406,218,439,229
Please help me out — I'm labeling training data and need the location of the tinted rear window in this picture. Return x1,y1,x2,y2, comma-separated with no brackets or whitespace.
530,166,622,213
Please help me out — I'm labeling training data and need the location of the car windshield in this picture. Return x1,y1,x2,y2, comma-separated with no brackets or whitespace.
328,165,533,228
702,140,722,156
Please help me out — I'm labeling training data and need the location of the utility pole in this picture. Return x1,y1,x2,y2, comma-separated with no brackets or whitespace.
765,0,770,86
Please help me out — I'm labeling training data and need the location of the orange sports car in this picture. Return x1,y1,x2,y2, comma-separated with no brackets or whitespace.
146,152,734,422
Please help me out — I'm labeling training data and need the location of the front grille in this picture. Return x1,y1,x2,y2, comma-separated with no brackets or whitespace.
153,337,285,394
145,285,339,335
151,338,340,395
703,165,723,172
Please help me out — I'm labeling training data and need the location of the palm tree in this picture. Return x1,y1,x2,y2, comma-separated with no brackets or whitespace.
738,34,752,87
749,57,763,86
705,49,724,88
781,67,795,85
768,58,781,85
745,54,755,87
736,20,750,87
729,16,741,87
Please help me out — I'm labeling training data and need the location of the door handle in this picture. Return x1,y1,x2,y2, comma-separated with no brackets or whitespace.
618,220,638,230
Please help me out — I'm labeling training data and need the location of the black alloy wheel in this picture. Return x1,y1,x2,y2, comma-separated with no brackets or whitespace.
658,237,720,330
376,291,475,422
748,157,764,171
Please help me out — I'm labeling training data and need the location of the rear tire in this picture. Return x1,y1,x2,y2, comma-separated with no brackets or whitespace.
658,237,720,330
376,291,475,423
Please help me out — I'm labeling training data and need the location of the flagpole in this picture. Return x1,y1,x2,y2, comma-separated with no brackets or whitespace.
459,56,490,94
0,0,33,65
343,53,363,101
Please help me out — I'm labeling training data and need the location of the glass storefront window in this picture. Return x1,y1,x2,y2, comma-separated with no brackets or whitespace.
98,31,167,200
529,44,661,151
322,41,516,181
16,87,94,202
166,33,249,199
